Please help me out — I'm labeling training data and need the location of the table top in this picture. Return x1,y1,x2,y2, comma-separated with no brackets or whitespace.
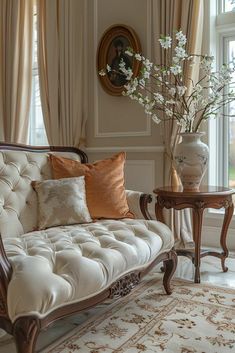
153,185,235,197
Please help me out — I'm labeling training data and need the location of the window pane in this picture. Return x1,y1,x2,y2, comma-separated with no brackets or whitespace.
29,9,48,146
224,0,235,12
29,73,48,145
228,39,235,187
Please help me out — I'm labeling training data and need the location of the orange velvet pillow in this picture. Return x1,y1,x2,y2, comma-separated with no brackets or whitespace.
49,152,134,220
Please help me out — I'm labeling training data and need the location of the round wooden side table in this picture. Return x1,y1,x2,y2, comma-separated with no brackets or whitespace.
153,186,234,283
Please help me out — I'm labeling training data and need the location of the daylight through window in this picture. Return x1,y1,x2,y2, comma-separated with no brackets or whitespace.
28,9,48,146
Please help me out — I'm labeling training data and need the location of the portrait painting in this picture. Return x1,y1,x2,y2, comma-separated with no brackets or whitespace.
97,25,142,96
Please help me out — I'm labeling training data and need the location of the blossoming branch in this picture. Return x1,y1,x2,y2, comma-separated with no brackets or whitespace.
99,30,235,133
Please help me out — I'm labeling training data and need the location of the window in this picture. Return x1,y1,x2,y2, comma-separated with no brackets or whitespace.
223,0,235,12
226,38,235,187
209,0,235,188
28,10,48,146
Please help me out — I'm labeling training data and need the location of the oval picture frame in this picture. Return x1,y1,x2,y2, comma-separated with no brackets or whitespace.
97,24,142,96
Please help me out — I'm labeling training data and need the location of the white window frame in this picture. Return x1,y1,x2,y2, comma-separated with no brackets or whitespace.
214,33,235,188
203,0,235,223
208,1,235,188
201,1,235,250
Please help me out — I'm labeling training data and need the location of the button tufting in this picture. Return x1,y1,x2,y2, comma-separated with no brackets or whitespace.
0,149,174,323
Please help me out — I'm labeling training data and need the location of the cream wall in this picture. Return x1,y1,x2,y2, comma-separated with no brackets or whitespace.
85,0,164,194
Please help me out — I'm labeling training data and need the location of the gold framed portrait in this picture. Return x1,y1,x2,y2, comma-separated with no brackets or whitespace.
97,24,142,96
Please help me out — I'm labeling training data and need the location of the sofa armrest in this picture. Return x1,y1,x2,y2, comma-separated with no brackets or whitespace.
0,235,12,321
125,190,153,220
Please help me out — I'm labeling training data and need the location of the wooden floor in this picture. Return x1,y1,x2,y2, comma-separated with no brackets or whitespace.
0,254,235,353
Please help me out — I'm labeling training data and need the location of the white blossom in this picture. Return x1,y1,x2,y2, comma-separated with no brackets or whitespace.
126,68,133,80
159,36,172,49
152,114,161,124
119,58,126,67
138,97,144,105
125,49,133,56
106,64,111,72
144,101,155,115
177,85,187,96
144,96,150,104
177,117,187,130
170,65,182,75
99,69,106,76
143,59,153,72
139,78,146,87
144,108,152,115
113,31,235,133
119,63,133,80
165,108,173,117
200,98,208,106
175,46,188,59
200,56,214,73
124,78,138,94
209,90,222,102
143,70,150,79
195,84,203,93
176,31,187,46
166,99,175,105
119,59,127,70
154,93,164,103
135,53,142,61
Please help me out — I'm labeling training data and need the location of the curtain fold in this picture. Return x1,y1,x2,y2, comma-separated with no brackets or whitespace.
37,0,88,147
152,0,204,248
0,0,33,143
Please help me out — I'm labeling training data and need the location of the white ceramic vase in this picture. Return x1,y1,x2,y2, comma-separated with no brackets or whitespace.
174,132,209,191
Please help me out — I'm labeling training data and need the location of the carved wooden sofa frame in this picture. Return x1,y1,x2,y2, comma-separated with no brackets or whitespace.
0,143,177,353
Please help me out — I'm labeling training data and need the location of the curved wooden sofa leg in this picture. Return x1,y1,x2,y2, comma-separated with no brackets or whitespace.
163,250,178,295
13,317,40,353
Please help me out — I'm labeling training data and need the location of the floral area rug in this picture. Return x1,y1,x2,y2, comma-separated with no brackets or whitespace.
42,274,235,353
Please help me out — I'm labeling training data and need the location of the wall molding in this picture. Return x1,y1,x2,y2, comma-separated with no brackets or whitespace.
93,0,152,138
94,126,151,138
125,159,155,194
85,145,164,153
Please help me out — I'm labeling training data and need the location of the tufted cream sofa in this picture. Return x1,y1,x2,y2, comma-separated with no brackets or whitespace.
0,143,177,353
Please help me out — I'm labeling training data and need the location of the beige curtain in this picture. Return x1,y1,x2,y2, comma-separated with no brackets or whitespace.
0,0,33,143
37,0,88,147
152,0,204,247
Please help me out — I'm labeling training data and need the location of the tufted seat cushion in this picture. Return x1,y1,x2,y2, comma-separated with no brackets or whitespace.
4,218,173,322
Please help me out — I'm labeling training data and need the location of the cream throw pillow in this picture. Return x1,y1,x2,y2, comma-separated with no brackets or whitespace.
33,176,92,230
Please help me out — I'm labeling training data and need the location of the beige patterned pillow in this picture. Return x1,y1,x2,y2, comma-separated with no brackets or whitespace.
33,177,92,229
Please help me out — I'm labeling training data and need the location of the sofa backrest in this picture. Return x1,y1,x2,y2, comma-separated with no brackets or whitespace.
0,144,87,238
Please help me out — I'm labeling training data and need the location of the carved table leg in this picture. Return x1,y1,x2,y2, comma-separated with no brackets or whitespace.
163,250,178,295
13,317,40,353
192,206,204,283
220,199,234,272
155,197,165,223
